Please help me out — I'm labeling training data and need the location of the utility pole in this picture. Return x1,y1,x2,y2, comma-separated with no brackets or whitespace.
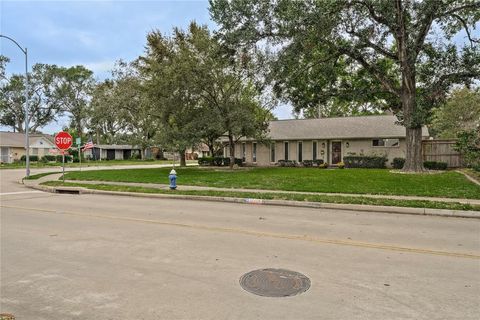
1,35,30,177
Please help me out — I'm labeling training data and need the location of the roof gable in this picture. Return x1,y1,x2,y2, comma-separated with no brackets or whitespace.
267,115,429,140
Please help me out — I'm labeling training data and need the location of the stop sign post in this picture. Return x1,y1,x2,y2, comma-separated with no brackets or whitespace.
55,132,73,182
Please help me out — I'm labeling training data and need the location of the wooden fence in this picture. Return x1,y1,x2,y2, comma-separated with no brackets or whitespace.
422,139,463,168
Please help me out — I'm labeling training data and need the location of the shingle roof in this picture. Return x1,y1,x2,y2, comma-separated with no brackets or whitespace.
267,115,429,140
95,144,140,150
0,131,55,147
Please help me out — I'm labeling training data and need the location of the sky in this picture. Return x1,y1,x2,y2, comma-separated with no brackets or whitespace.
0,0,294,134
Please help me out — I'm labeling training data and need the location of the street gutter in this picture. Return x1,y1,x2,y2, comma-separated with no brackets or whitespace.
27,182,480,219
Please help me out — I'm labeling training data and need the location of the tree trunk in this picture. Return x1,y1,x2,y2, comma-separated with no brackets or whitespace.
228,135,235,169
207,142,215,157
180,149,186,167
16,119,24,133
403,127,425,172
395,1,425,173
401,89,426,172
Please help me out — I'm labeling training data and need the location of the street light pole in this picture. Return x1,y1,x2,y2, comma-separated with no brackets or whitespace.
0,34,30,177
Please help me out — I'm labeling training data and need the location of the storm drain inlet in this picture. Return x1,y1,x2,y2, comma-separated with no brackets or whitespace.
239,268,310,297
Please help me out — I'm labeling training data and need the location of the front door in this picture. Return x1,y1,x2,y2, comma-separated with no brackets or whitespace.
107,149,115,160
331,142,342,164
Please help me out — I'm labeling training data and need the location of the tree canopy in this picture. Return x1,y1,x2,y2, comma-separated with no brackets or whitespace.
141,22,272,166
210,0,480,171
430,87,480,139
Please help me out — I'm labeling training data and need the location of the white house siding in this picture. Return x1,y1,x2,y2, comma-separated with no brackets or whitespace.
237,138,407,167
29,137,56,158
343,138,406,166
115,150,123,160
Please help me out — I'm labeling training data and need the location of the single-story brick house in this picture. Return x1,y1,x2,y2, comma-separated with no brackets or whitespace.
0,131,57,163
224,115,429,167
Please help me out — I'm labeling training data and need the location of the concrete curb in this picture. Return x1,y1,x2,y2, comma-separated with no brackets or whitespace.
28,183,480,219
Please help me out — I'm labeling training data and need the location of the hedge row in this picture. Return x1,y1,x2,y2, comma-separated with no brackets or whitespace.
20,155,73,162
423,161,448,170
277,159,325,167
198,157,243,166
392,158,448,170
343,156,388,168
392,157,406,169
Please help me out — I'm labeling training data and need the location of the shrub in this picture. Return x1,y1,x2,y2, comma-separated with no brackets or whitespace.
234,158,243,166
343,156,387,168
302,160,313,167
318,162,329,169
455,129,480,168
423,161,448,170
42,155,57,162
213,157,226,166
392,157,406,169
20,155,38,162
313,159,324,166
55,155,72,162
198,156,242,167
198,157,214,166
337,161,345,169
132,153,142,160
277,160,296,167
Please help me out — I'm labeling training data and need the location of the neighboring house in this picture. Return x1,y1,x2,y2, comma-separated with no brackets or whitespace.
224,115,429,167
0,131,57,163
83,144,142,160
186,144,211,159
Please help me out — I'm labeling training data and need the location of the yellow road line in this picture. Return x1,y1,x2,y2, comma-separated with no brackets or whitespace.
2,204,479,260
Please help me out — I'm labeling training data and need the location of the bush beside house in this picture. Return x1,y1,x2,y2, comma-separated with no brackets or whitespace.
198,157,243,167
423,161,448,170
392,157,447,170
343,156,388,168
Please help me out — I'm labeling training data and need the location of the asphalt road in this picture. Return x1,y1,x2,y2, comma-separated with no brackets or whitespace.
1,168,479,319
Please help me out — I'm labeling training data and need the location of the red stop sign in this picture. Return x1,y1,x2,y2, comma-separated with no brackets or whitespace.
55,132,73,150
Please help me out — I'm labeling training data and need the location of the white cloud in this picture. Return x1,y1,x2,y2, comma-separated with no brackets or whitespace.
82,60,115,74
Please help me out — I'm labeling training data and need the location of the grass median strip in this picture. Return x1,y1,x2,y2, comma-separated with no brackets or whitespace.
24,172,61,180
41,181,480,212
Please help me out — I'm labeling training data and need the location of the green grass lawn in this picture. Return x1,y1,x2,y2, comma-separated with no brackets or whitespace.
42,181,480,212
24,172,61,180
63,167,480,199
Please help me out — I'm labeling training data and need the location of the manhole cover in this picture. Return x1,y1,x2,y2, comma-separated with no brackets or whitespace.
239,268,310,297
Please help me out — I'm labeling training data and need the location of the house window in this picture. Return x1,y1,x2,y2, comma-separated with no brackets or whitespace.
298,141,303,162
31,148,38,155
242,143,246,162
372,138,399,147
270,143,275,162
312,141,317,161
284,142,289,161
252,143,257,163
